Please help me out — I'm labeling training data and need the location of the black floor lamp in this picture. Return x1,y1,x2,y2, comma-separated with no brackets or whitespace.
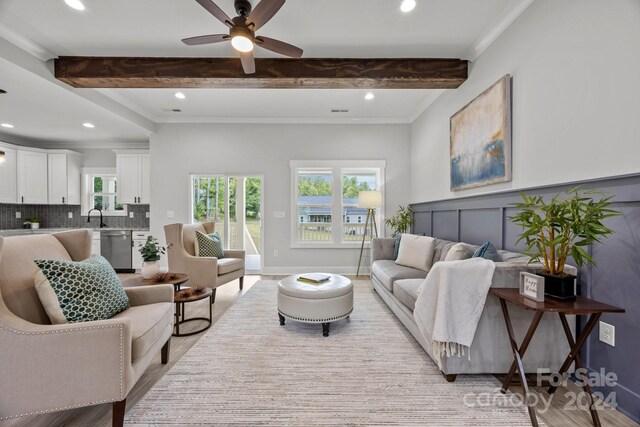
356,190,382,276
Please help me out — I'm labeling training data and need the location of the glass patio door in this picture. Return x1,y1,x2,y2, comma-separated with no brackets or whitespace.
191,175,263,273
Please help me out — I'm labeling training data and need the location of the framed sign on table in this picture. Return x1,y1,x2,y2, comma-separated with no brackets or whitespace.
519,272,545,302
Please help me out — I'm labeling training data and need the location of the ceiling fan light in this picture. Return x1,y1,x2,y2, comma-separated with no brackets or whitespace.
400,0,416,13
231,35,254,53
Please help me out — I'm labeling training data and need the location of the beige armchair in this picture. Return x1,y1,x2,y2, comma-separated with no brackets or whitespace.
164,222,245,302
0,230,173,427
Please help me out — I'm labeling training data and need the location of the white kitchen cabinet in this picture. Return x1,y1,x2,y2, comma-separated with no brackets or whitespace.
0,145,17,203
116,152,149,204
17,150,48,204
131,231,150,270
92,231,101,256
139,154,150,204
48,152,82,205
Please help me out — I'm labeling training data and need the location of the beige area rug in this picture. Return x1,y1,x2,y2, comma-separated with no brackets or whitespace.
126,281,542,426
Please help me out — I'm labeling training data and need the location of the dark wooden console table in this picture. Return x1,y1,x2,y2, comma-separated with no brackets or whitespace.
490,288,624,427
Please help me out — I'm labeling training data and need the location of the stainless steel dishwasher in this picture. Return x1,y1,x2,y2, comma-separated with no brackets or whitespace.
101,230,133,272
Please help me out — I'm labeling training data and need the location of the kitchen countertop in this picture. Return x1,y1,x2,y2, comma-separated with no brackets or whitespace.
0,228,150,237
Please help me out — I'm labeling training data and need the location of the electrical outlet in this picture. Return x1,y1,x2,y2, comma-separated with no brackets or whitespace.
129,212,134,218
68,212,73,219
273,249,279,257
599,321,615,347
145,212,150,219
167,211,175,219
15,211,21,219
274,210,286,218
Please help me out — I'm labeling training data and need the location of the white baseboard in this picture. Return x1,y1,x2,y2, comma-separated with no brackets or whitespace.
261,266,371,276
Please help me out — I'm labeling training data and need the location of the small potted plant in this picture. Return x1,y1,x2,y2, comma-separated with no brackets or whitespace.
385,205,414,237
24,215,41,230
510,187,619,300
138,236,171,279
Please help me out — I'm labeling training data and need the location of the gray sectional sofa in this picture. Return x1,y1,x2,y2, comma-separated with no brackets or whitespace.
371,237,576,381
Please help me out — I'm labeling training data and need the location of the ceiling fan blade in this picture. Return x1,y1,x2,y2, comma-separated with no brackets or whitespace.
240,52,256,74
182,34,229,46
195,0,233,28
247,0,285,31
256,36,303,58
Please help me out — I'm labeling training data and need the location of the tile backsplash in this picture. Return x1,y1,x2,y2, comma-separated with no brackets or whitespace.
0,204,150,230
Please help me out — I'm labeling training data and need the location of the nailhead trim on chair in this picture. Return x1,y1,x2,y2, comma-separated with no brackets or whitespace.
277,308,353,323
0,322,125,420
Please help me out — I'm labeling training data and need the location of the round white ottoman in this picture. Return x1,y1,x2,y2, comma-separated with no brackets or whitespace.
277,274,353,337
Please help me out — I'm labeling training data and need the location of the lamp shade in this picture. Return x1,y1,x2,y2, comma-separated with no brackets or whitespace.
358,190,382,208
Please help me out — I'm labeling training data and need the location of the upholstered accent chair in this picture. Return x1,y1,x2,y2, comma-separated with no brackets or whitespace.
164,222,245,302
0,230,174,427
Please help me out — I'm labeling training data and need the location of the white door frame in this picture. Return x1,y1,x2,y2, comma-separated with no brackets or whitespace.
189,173,264,274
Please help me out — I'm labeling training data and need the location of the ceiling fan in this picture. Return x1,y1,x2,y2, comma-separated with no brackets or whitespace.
182,0,303,74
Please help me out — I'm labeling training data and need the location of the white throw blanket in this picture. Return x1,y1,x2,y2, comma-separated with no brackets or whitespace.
413,258,496,369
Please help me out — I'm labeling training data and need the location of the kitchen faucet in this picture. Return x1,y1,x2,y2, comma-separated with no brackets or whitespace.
87,208,107,228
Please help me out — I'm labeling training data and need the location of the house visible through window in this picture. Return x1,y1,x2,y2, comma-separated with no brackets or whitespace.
291,160,385,247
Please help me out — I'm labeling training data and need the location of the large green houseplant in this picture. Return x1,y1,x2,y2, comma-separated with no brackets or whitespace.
510,187,619,299
385,205,415,237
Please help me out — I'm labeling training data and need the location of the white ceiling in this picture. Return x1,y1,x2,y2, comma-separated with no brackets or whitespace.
0,57,150,144
0,0,533,145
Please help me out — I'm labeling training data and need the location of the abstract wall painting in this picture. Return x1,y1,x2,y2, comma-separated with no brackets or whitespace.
450,75,512,191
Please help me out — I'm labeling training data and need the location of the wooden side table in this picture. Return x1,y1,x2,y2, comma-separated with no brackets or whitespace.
173,287,214,337
490,288,625,427
122,272,190,292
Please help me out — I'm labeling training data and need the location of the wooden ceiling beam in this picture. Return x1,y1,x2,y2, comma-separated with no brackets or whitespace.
54,57,468,89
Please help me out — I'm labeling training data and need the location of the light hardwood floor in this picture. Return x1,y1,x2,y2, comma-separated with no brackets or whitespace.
3,275,637,427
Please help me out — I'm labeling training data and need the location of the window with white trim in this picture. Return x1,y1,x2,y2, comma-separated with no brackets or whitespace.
291,160,385,248
81,169,127,216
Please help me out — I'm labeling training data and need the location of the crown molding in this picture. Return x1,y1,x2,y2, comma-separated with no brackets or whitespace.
465,0,535,61
156,116,411,125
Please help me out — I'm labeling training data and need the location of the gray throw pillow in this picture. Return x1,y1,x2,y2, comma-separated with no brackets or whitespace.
392,234,402,260
472,241,502,262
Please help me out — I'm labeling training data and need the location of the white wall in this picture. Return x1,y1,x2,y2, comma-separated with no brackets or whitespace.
411,0,640,203
150,123,411,274
74,149,117,168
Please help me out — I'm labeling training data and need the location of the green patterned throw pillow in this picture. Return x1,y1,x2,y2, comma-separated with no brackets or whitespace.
195,230,225,258
34,255,130,324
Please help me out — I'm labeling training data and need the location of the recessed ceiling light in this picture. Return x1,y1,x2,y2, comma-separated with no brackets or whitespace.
364,92,375,101
83,122,95,128
400,0,416,13
174,92,186,99
1,123,14,128
64,0,85,11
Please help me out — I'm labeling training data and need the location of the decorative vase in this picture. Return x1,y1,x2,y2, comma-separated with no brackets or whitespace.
541,272,577,300
141,261,161,279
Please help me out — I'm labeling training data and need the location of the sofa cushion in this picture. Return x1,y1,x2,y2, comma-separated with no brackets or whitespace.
444,243,475,261
34,255,130,324
433,239,458,263
395,234,436,272
218,258,244,275
392,234,402,260
195,231,225,258
112,302,173,361
371,260,427,291
393,279,423,311
473,241,502,261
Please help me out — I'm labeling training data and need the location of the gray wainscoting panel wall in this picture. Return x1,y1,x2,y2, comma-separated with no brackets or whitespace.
411,174,640,423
